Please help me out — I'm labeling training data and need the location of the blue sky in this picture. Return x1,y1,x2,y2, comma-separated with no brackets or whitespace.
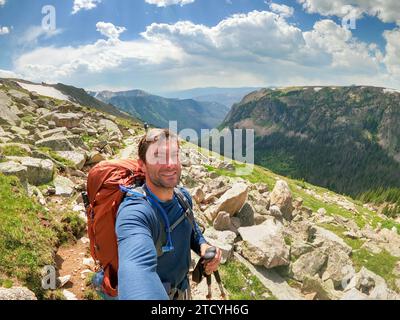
0,0,399,92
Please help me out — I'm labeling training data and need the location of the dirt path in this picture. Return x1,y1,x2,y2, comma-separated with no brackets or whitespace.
55,239,92,300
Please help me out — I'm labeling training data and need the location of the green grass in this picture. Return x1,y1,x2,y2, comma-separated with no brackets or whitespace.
0,278,13,288
0,173,58,298
81,134,97,149
0,145,30,157
21,115,35,124
55,212,86,245
219,260,276,300
37,147,75,168
352,249,399,292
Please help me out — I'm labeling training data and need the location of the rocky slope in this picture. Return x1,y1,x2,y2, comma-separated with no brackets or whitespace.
220,86,400,215
92,89,230,133
1,80,400,300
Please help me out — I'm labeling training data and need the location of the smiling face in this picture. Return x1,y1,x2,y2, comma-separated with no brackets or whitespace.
140,136,182,189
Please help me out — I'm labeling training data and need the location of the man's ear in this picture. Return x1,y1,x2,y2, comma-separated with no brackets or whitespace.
138,159,146,173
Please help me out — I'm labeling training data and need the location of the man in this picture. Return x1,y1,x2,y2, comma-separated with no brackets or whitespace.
115,128,221,300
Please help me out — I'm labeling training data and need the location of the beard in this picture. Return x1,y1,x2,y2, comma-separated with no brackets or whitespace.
148,169,181,189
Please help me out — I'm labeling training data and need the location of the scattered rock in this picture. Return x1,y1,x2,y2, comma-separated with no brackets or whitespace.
270,180,293,221
291,248,327,281
238,219,290,269
0,287,37,300
54,175,75,197
235,202,255,227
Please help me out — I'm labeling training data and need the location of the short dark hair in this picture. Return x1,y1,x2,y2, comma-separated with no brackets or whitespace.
138,128,179,163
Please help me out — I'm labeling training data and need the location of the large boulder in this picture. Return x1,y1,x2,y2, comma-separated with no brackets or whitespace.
291,247,328,281
0,92,21,126
35,135,75,151
310,226,352,255
270,180,293,220
344,267,398,300
322,247,355,289
52,113,81,129
99,119,122,136
56,151,86,170
207,183,249,221
0,287,37,300
236,202,255,227
0,161,28,187
54,175,75,197
5,156,54,185
213,211,232,231
238,218,290,268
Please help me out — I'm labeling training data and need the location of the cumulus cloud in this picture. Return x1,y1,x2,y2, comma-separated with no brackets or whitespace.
298,0,400,25
145,0,195,7
383,28,400,76
269,3,294,18
10,10,399,92
0,0,6,6
72,0,102,15
96,22,126,40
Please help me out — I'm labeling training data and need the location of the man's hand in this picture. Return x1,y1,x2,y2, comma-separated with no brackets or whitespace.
200,243,222,275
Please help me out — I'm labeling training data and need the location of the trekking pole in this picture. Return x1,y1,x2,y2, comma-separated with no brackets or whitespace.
203,247,216,300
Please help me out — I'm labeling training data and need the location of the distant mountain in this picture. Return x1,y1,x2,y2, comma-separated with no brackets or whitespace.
53,83,137,121
91,89,230,133
161,87,261,108
220,86,400,211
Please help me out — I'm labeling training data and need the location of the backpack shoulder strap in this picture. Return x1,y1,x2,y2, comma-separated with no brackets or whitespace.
174,187,198,238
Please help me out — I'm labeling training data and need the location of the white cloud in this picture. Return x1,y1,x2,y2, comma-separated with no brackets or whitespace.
0,0,6,6
269,3,294,18
10,10,400,92
383,28,400,77
18,26,62,45
0,26,10,35
0,68,20,78
72,0,102,14
298,0,400,25
145,0,195,7
96,22,126,40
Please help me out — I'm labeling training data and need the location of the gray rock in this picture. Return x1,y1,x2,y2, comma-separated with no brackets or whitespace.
236,202,255,227
213,211,232,231
0,161,28,187
238,218,290,269
54,175,75,197
4,156,54,186
203,228,236,264
310,226,352,255
270,180,293,221
99,119,122,136
0,92,21,126
340,288,369,300
52,113,81,129
56,151,86,170
291,248,328,281
212,182,249,218
41,127,68,139
35,135,75,151
322,248,355,289
0,287,37,300
302,276,343,300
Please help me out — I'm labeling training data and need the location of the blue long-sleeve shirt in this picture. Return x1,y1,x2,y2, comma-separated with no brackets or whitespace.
115,186,207,300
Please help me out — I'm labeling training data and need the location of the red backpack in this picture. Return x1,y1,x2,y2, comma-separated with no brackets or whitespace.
82,159,197,297
83,159,145,297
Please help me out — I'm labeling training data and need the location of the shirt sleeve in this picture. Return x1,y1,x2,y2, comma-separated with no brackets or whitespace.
116,199,169,300
180,188,208,255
